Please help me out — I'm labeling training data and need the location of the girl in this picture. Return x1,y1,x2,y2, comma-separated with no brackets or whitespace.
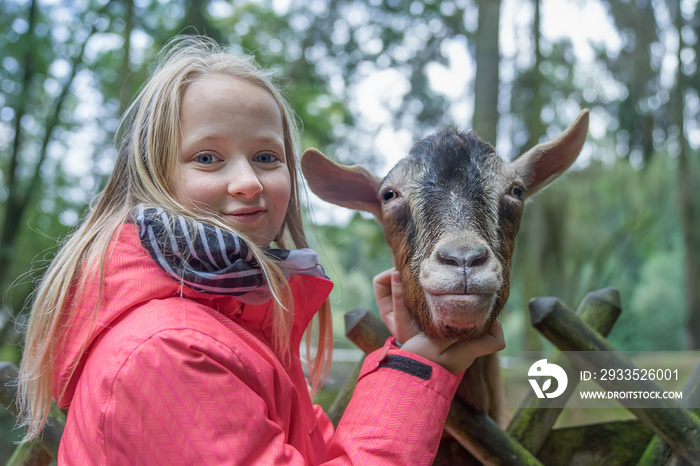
18,36,504,464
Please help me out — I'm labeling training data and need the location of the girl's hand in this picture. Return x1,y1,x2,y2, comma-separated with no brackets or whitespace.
373,268,419,345
373,268,506,374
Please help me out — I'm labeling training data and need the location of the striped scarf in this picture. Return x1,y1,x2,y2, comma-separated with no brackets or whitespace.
133,205,328,304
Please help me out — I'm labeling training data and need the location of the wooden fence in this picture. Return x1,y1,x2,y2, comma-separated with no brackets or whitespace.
1,287,699,465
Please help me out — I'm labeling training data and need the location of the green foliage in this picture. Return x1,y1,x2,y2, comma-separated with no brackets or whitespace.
509,37,581,155
619,248,686,350
506,153,690,352
306,213,393,347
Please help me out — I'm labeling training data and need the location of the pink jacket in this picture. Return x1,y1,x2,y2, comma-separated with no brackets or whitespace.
54,224,461,464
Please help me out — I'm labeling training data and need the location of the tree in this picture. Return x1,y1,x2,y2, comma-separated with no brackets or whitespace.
0,1,109,309
666,0,700,348
472,0,501,144
504,0,583,352
602,0,699,348
603,0,662,165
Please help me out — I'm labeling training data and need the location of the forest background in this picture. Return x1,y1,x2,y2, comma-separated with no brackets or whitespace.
0,0,698,458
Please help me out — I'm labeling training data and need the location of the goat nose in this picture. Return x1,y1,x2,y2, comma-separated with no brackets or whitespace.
436,243,490,269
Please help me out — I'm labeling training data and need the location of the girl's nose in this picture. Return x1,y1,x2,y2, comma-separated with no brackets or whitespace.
228,162,263,199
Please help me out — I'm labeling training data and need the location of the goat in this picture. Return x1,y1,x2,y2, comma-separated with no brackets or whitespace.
301,110,589,424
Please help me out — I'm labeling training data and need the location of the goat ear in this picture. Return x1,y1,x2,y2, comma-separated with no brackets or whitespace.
511,109,589,198
301,148,383,219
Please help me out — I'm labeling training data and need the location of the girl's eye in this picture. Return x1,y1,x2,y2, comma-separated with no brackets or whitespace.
382,189,398,202
254,153,279,164
510,185,524,199
194,153,219,164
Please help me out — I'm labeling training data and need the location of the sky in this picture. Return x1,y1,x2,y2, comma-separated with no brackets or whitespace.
309,0,626,224
362,0,623,174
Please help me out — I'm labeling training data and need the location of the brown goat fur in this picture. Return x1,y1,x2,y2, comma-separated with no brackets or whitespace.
302,110,589,423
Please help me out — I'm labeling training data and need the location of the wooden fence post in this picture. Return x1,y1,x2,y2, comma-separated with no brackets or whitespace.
637,361,700,466
507,287,622,453
444,398,544,465
529,297,700,464
6,439,52,466
0,361,65,464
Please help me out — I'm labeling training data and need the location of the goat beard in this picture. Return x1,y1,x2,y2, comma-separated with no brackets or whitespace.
403,279,504,342
426,303,500,341
401,271,509,341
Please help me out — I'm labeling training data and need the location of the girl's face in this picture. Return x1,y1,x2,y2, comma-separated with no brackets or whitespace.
173,74,291,248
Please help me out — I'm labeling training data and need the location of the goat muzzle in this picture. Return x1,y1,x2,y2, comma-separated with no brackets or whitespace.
419,236,503,332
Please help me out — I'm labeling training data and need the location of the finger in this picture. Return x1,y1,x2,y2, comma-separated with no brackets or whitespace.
400,322,505,374
453,321,506,359
400,333,472,374
373,268,395,314
390,271,404,314
373,267,395,289
373,268,397,333
390,271,420,344
480,320,506,354
399,333,441,358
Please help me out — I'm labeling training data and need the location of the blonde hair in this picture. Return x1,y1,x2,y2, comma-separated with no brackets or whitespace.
17,36,333,441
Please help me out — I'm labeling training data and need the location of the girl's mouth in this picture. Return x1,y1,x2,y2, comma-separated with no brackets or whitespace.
225,209,265,224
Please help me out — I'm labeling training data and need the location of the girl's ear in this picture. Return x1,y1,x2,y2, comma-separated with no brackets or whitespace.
301,149,383,220
511,109,589,198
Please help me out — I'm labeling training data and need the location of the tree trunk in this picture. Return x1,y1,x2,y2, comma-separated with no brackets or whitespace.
0,0,38,293
672,10,700,348
678,128,700,350
0,4,103,294
519,0,546,353
472,0,500,145
180,0,222,43
119,0,135,113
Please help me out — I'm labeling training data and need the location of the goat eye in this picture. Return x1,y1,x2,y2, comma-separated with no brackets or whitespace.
510,185,524,199
382,189,398,202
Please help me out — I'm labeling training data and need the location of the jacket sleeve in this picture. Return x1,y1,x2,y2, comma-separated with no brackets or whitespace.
326,337,462,465
103,328,316,465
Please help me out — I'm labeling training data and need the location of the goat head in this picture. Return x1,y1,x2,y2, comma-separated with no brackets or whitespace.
302,110,589,341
